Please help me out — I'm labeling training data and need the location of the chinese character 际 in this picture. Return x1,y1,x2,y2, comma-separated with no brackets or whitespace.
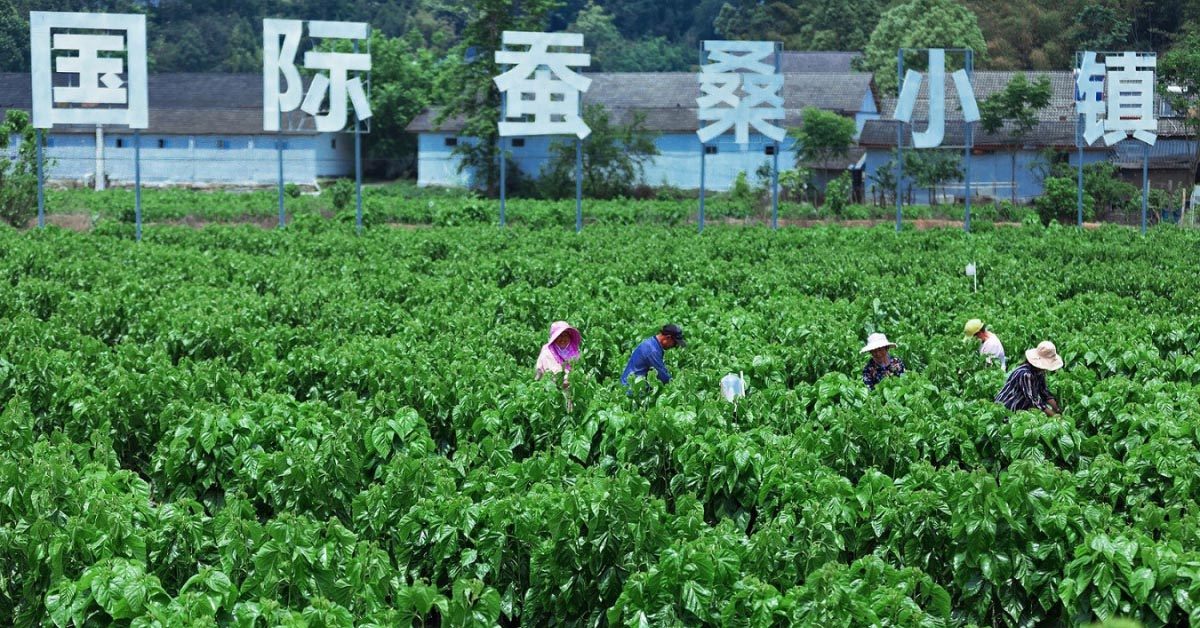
264,19,372,133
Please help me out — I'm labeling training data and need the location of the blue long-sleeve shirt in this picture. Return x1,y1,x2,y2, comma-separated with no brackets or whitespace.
621,336,670,387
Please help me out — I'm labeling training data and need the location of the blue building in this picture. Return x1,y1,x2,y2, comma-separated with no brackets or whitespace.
0,73,355,188
858,71,1195,205
407,70,879,192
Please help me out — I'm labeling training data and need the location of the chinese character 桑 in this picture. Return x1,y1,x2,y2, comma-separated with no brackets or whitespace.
697,41,785,145
264,19,372,133
494,31,591,139
30,12,148,129
892,49,980,149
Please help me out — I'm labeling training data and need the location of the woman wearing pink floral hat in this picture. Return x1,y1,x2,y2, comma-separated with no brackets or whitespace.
535,321,581,409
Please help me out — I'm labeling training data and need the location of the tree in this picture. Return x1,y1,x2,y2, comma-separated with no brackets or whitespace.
363,30,443,178
1159,24,1200,188
567,1,689,72
903,149,963,204
0,110,40,228
537,104,658,199
863,0,987,95
716,0,885,52
978,73,1052,205
436,0,561,196
790,107,855,170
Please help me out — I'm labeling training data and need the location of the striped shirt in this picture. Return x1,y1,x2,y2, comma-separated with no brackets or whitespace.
995,363,1053,411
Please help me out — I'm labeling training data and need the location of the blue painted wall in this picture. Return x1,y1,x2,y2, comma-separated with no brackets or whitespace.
417,131,804,192
5,132,353,185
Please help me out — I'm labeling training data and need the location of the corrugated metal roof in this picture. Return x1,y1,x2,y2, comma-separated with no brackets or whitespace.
407,71,875,133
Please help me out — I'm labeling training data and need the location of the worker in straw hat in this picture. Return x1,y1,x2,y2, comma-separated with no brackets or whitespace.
860,332,905,390
964,318,1006,370
995,341,1063,416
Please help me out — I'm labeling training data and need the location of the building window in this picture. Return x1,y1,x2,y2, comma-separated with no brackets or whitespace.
444,137,458,147
704,145,718,155
216,139,228,149
157,139,166,148
331,139,337,149
764,145,776,155
115,138,124,148
511,138,525,148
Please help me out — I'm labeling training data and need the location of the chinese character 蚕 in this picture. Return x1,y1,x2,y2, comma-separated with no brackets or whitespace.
494,31,591,139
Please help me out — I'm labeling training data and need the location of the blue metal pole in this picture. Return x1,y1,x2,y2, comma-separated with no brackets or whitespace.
354,40,363,236
135,129,142,241
575,138,582,233
1077,114,1084,227
277,126,285,228
1142,143,1149,233
36,129,44,229
499,138,506,227
699,144,706,233
772,144,779,229
964,49,972,233
896,49,904,233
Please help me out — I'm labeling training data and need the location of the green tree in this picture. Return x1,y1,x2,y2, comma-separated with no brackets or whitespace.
364,30,443,178
568,1,689,72
715,0,885,52
0,110,40,228
790,107,856,170
978,73,1052,205
436,0,561,196
537,104,658,199
863,0,987,95
1159,24,1200,189
903,149,963,204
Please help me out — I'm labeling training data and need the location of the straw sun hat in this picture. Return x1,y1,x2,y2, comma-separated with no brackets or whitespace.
860,333,897,353
1025,341,1064,371
963,318,984,339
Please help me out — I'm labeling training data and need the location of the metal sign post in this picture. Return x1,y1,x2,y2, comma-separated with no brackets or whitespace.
36,129,44,228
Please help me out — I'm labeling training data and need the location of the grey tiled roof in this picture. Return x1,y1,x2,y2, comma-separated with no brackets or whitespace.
0,72,322,135
407,71,875,133
778,51,862,74
862,70,1190,147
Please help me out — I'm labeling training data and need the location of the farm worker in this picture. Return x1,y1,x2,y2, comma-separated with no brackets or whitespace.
964,318,1006,370
861,332,905,390
536,321,581,409
621,324,685,391
995,341,1063,417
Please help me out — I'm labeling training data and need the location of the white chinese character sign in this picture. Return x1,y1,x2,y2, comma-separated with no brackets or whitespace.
697,41,785,145
264,19,372,133
494,31,591,139
892,48,980,149
1076,51,1157,146
30,12,148,129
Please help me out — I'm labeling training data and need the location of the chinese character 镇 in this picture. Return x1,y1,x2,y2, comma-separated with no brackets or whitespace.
494,31,591,139
264,19,372,133
697,41,785,145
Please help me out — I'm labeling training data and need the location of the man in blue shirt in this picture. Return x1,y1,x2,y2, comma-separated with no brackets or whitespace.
621,324,685,390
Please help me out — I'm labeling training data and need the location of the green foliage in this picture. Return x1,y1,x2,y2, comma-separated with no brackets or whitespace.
0,109,39,228
568,1,690,71
791,107,857,170
825,172,852,216
904,149,964,203
714,0,886,52
538,104,659,200
864,0,988,95
979,73,1054,205
6,224,1200,627
1038,176,1094,224
328,179,355,211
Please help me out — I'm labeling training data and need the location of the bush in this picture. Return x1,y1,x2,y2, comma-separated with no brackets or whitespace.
1037,176,1094,224
284,183,302,198
0,110,39,228
825,172,852,216
329,179,354,211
